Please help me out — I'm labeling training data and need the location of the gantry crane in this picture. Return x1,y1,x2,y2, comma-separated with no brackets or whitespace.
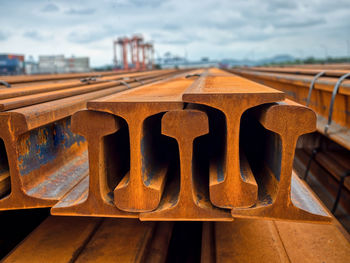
113,35,154,71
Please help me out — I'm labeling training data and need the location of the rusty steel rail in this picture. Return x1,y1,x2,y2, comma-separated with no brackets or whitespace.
231,99,331,222
2,217,174,263
243,66,350,78
230,67,350,150
183,68,284,209
0,70,175,100
87,71,204,213
282,63,350,70
52,71,203,216
0,71,178,111
0,69,183,210
213,217,350,262
52,68,330,223
0,69,141,85
211,175,348,262
140,108,232,221
2,211,349,263
0,66,332,224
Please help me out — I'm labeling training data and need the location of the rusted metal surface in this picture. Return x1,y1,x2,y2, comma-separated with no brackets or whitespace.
52,68,332,222
74,219,155,263
0,66,336,225
86,72,202,212
0,70,176,110
183,68,284,209
51,110,136,218
231,100,331,222
295,148,350,219
0,70,182,211
0,70,169,90
230,67,350,150
2,217,165,263
4,214,348,262
1,216,102,263
215,220,290,262
0,69,140,85
215,218,350,263
143,222,174,263
245,66,350,78
0,111,88,210
201,222,216,263
274,220,350,262
140,109,232,221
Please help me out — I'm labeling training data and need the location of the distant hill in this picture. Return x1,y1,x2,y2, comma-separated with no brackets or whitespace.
220,54,296,67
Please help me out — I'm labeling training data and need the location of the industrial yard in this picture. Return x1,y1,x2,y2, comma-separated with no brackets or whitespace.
1,0,350,262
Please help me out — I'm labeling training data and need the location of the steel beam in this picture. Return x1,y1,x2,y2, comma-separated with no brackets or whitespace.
0,70,181,211
140,109,232,221
51,110,136,218
231,100,331,222
87,73,202,212
230,68,350,150
183,68,284,208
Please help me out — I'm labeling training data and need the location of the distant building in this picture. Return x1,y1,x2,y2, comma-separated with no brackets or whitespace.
25,55,39,75
0,54,24,75
38,55,90,74
157,57,219,69
38,55,66,74
66,56,90,73
156,52,219,69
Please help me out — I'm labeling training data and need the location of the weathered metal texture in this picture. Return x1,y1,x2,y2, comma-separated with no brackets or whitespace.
214,218,350,263
2,217,163,263
73,219,156,263
246,66,350,78
0,69,138,85
51,110,136,218
3,215,350,263
183,68,284,209
0,70,177,110
231,100,331,222
87,73,202,212
295,147,350,217
274,220,350,262
1,216,102,263
215,220,290,262
0,112,87,210
315,114,350,151
287,63,350,70
1,69,174,96
230,68,350,149
140,109,232,221
143,222,174,263
201,222,216,263
0,71,179,211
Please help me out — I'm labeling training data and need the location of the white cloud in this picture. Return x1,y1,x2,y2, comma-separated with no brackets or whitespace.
0,0,349,66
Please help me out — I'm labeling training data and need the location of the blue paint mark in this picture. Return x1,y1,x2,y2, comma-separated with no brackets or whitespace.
240,164,246,181
217,161,224,182
17,118,85,176
265,195,273,204
141,135,157,187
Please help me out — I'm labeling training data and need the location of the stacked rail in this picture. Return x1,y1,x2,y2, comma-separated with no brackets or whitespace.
1,67,349,262
229,66,350,150
4,67,324,223
3,216,350,263
230,66,350,217
0,69,184,209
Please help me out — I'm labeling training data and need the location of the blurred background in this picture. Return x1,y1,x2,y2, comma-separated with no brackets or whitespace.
0,0,349,74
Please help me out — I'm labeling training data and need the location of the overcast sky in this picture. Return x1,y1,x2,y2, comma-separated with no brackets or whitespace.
0,0,349,66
